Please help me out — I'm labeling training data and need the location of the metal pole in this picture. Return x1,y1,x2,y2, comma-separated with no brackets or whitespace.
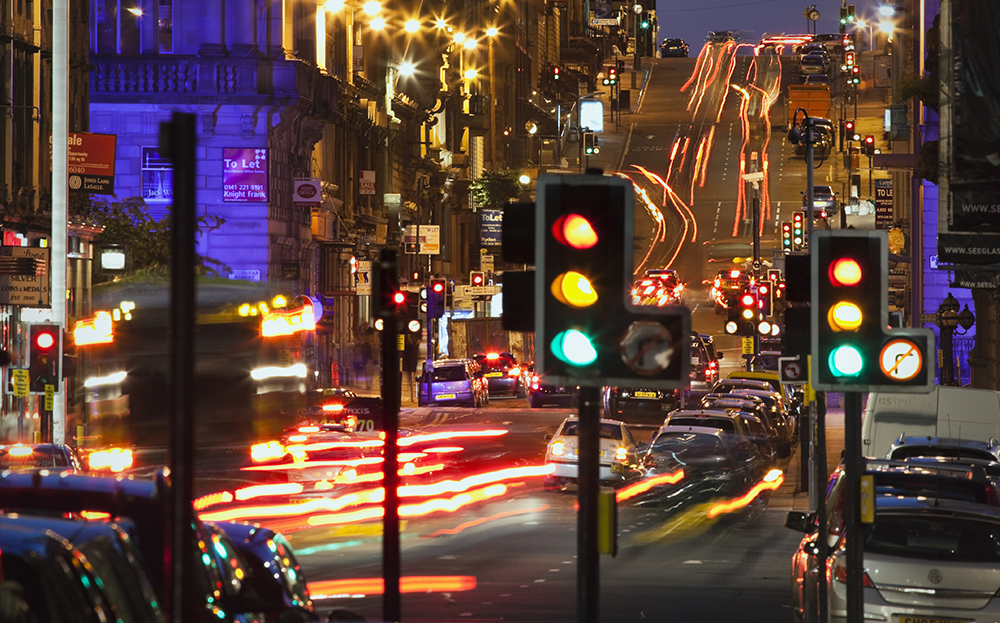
942,325,954,385
815,393,828,623
163,112,197,623
51,0,68,440
577,386,600,623
379,249,402,623
844,391,864,623
806,118,815,244
752,190,760,357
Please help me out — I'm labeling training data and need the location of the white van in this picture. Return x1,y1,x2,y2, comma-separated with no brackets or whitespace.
862,387,1000,458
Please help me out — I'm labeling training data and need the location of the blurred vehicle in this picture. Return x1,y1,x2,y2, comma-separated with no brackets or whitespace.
886,434,1000,464
660,409,763,475
710,269,751,313
473,352,525,398
725,370,799,415
0,443,84,471
639,425,767,506
794,119,834,158
802,184,837,215
0,513,166,623
1,515,134,623
252,424,368,490
803,73,828,84
660,38,689,57
544,417,646,488
603,386,681,425
699,334,723,367
713,377,773,395
785,459,1000,622
688,333,718,395
699,395,783,460
526,365,578,408
798,52,830,75
418,358,486,407
301,387,383,432
826,497,1000,623
728,388,796,446
631,272,685,306
706,30,737,43
812,33,846,53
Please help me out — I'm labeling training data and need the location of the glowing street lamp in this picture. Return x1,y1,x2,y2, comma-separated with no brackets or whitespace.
370,16,385,30
404,18,420,33
464,68,478,80
363,0,380,15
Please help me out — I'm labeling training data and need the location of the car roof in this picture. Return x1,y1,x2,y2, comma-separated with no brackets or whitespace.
874,494,1000,519
656,425,726,438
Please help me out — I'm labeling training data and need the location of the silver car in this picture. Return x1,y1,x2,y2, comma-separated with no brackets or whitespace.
826,496,1000,623
544,417,645,488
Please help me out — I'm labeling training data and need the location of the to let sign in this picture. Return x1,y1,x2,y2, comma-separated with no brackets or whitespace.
63,132,117,195
223,148,269,202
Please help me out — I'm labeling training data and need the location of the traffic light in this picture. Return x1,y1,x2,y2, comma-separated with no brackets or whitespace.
845,51,855,66
605,66,617,86
792,211,805,251
583,132,599,155
758,282,773,317
410,269,422,283
840,6,848,25
845,120,859,141
640,13,649,28
851,65,860,84
781,221,793,251
735,288,764,335
552,65,561,81
371,259,404,319
428,278,446,318
403,292,422,334
847,4,855,21
471,271,485,287
864,135,875,156
28,324,60,394
536,174,689,389
811,230,933,391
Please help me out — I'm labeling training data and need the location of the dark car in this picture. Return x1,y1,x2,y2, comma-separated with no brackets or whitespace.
527,365,578,408
710,269,751,313
0,443,84,471
794,120,834,158
300,387,383,432
660,38,689,57
603,386,681,426
688,333,718,395
802,184,838,215
706,30,737,43
473,352,525,397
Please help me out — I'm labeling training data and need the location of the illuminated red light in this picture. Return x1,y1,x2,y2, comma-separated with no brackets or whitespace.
393,292,406,304
741,294,754,306
830,258,863,287
552,214,598,249
35,332,55,349
729,270,740,278
431,282,445,293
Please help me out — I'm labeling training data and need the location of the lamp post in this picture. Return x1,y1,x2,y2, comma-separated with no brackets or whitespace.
937,293,976,386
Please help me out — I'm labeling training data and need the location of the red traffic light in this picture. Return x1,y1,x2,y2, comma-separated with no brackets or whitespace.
830,257,863,286
552,214,599,249
741,293,755,307
393,291,406,305
35,331,55,350
864,135,874,145
431,281,445,294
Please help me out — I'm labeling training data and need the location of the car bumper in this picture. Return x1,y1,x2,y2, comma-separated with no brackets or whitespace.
828,585,1000,623
548,459,630,481
486,378,519,395
426,391,476,406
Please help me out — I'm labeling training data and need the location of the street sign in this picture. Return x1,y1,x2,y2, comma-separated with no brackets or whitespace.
458,285,501,297
0,247,50,306
11,369,28,397
779,356,803,384
742,337,754,355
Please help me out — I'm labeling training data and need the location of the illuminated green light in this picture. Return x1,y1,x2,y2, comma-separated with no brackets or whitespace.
551,330,598,367
829,345,863,377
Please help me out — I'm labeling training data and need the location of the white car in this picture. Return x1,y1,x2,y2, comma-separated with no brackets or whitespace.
543,417,645,488
826,496,1000,623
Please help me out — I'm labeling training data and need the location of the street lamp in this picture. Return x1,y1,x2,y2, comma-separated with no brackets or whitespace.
936,293,974,386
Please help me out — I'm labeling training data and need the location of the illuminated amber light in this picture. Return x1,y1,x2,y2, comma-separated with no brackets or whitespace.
307,576,476,598
74,311,114,346
8,444,33,457
261,303,316,337
830,258,862,286
829,302,863,332
552,214,598,249
551,272,597,307
88,448,133,472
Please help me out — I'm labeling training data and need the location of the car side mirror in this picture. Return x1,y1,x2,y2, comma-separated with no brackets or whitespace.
544,434,553,441
784,511,811,533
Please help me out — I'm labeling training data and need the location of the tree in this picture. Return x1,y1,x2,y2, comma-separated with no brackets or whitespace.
469,170,525,209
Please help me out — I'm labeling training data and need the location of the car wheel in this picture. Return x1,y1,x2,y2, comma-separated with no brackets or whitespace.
529,395,542,408
543,475,560,491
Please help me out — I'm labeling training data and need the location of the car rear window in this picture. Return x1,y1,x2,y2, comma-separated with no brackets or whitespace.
890,446,997,462
431,367,469,382
875,472,998,506
560,422,622,440
866,515,1000,562
667,417,735,434
650,432,724,456
801,56,825,66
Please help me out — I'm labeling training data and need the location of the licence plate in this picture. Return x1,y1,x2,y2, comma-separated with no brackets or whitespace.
485,372,502,377
897,618,969,623
572,449,603,457
610,463,625,474
435,393,456,400
634,391,657,399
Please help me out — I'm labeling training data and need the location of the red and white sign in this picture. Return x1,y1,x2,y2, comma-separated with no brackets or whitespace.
293,178,321,206
360,170,376,195
58,132,117,195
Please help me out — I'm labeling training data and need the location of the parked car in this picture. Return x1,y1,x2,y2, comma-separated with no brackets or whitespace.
660,38,689,57
473,352,525,397
886,434,1000,464
544,417,645,488
418,358,486,407
525,363,579,408
785,459,1000,622
603,386,681,425
798,52,830,75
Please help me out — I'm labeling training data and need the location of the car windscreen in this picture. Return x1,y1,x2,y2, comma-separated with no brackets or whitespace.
650,432,724,457
865,514,1000,562
666,418,735,434
560,422,623,440
431,367,469,382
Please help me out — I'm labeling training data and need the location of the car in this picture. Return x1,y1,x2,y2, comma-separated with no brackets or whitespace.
0,443,84,471
803,73,828,84
812,33,847,53
725,370,799,415
785,459,1000,622
473,352,524,397
417,358,485,407
544,417,645,488
526,367,578,408
886,434,1000,464
796,43,830,58
688,333,718,395
660,38,689,57
728,388,796,442
298,387,384,432
826,497,1000,623
744,349,782,373
710,269,751,313
798,52,830,75
603,386,681,425
706,30,736,43
802,184,838,215
699,395,784,460
794,121,834,158
712,377,773,396
630,275,684,306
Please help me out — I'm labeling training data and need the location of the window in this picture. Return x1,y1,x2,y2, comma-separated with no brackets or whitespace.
141,147,172,202
159,0,172,53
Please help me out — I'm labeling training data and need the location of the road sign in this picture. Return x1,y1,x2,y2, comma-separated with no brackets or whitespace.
779,356,803,384
742,337,754,355
879,338,924,382
457,285,501,297
11,369,28,397
0,247,50,306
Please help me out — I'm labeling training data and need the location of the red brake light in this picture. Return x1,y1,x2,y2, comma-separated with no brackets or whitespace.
730,270,740,278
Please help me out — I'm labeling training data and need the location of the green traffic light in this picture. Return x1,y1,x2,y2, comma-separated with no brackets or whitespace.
641,20,649,28
551,329,598,367
829,345,863,377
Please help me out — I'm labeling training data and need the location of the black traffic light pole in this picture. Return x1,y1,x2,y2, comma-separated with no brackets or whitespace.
577,385,601,623
844,391,864,623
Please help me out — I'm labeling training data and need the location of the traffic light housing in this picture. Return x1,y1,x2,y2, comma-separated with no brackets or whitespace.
811,230,933,392
851,65,860,84
840,6,848,25
536,174,689,389
428,278,446,318
864,135,875,156
28,324,60,394
403,292,422,334
781,221,793,251
605,66,617,86
792,211,805,251
471,271,485,287
845,51,855,66
640,13,649,28
737,288,760,335
552,65,561,81
583,132,599,155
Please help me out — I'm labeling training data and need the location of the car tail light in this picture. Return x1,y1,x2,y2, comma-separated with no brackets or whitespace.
615,447,628,462
831,558,874,587
551,442,564,456
508,368,521,377
531,375,539,390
